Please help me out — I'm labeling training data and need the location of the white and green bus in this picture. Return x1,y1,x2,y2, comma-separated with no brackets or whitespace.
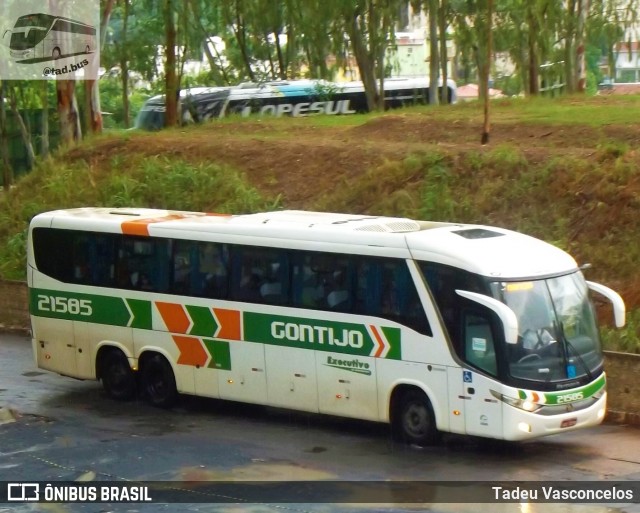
27,208,625,443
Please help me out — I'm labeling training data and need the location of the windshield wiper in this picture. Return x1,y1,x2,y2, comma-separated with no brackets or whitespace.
555,320,593,382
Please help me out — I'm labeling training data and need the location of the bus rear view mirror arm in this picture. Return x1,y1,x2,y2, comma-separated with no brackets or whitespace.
586,281,626,328
456,290,519,345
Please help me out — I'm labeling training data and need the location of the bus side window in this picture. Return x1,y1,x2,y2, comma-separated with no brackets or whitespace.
462,311,498,376
322,256,353,311
116,236,169,293
32,228,74,282
198,242,229,299
355,257,431,335
230,246,289,305
421,262,489,358
292,253,324,308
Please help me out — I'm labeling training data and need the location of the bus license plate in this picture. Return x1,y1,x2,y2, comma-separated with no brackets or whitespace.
561,418,577,428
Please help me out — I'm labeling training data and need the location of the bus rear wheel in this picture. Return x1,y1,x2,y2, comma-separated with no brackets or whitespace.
101,349,136,401
140,354,177,408
392,389,439,446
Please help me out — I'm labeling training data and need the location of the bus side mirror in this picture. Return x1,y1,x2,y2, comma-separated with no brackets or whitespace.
586,281,626,328
456,290,519,344
1,30,10,46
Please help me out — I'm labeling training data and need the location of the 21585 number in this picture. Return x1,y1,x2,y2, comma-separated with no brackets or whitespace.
37,295,92,316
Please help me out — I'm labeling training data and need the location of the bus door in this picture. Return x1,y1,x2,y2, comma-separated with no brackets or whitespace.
72,320,93,379
266,345,318,412
317,351,378,421
446,367,467,434
460,308,503,439
218,341,267,404
33,314,76,376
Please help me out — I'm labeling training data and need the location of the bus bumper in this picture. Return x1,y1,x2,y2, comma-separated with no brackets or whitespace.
501,392,607,441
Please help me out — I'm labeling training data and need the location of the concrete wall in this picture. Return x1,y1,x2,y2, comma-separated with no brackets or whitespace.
603,351,640,426
0,279,29,332
2,279,638,424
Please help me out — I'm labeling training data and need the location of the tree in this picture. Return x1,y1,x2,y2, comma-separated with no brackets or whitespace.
164,0,179,127
57,80,82,144
7,85,36,169
482,0,493,144
0,82,13,192
117,0,132,128
428,0,439,105
84,0,118,135
221,0,258,81
292,0,336,79
439,0,451,103
336,0,401,111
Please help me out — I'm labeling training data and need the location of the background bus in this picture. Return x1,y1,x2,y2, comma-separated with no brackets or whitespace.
27,208,625,444
134,77,458,131
6,12,96,62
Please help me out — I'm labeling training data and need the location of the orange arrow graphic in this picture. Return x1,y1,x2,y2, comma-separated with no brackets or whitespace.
213,308,241,341
156,302,191,334
173,335,208,367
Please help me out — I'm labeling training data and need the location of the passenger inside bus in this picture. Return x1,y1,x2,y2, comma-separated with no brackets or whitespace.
199,243,228,298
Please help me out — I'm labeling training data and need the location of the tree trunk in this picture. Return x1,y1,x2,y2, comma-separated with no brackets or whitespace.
8,87,36,170
428,0,439,105
347,13,379,111
0,82,13,191
164,0,179,127
481,0,493,145
84,80,103,134
564,0,577,94
56,80,81,145
120,0,130,128
274,28,287,79
527,6,539,96
576,0,589,93
230,0,256,81
265,32,278,79
41,81,50,157
439,0,448,104
83,0,116,135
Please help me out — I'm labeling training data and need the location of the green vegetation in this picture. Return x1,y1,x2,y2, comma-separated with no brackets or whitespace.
1,96,639,353
0,154,275,279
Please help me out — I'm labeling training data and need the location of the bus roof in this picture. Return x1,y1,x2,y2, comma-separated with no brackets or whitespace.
31,208,577,279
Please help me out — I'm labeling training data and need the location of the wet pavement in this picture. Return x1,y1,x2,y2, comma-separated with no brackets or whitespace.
1,332,639,513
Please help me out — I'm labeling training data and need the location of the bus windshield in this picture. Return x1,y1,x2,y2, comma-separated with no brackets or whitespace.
9,27,47,50
490,272,603,385
10,13,54,50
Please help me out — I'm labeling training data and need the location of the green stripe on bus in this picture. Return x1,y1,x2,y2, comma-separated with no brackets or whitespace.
542,373,606,405
243,312,401,360
186,305,218,337
30,288,132,327
30,288,402,360
203,339,231,370
381,326,401,360
126,298,152,330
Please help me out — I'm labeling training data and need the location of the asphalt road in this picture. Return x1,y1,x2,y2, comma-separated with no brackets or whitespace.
1,332,639,513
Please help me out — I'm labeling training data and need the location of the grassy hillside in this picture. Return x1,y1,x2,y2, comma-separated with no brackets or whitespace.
1,94,639,351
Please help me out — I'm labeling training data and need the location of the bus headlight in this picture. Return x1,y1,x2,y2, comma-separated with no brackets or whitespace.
491,390,542,412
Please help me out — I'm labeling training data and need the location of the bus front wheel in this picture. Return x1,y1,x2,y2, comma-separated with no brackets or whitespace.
100,349,136,401
392,389,439,446
140,354,177,408
52,47,61,60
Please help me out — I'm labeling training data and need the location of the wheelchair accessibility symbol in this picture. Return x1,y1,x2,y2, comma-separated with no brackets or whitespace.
463,370,473,383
